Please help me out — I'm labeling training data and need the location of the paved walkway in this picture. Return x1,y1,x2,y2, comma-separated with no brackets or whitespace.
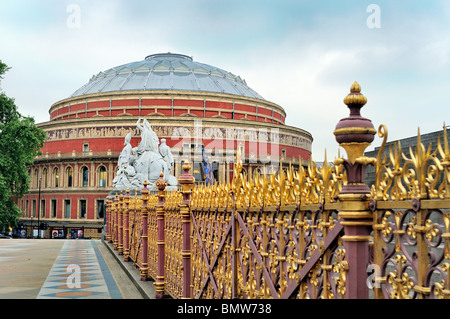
0,239,144,299
37,240,121,299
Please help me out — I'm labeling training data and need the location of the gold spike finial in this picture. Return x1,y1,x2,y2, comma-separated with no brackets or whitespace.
343,81,367,106
350,81,361,93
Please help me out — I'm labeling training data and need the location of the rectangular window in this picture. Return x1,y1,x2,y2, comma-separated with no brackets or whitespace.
180,160,185,175
83,143,89,153
40,199,46,218
193,162,204,182
97,200,105,219
80,200,87,219
32,200,36,218
182,143,190,155
26,200,29,217
64,200,71,219
51,199,57,218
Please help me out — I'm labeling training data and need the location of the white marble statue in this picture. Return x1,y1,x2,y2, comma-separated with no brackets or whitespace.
112,118,178,192
159,138,174,174
159,138,177,187
112,133,143,190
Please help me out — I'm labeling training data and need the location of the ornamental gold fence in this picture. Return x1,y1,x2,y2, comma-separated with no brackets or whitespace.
368,124,450,299
105,82,450,299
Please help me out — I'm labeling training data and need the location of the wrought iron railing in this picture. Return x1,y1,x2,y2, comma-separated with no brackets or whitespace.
368,124,450,299
105,82,450,299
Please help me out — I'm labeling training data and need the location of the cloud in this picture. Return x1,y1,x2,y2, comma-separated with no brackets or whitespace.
0,1,449,162
225,2,450,160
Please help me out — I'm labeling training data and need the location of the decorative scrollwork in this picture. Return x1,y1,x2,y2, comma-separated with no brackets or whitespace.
387,255,415,299
371,124,450,201
332,248,348,299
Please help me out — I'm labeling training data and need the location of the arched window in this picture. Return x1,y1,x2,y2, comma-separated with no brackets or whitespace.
28,169,32,188
53,167,59,188
82,166,89,187
34,169,39,188
99,166,107,187
66,167,73,187
212,161,219,182
253,167,261,179
42,168,48,188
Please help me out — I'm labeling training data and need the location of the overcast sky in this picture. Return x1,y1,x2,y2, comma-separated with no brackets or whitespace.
1,0,449,161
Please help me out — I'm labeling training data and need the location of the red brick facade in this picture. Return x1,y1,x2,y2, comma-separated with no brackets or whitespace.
17,67,312,239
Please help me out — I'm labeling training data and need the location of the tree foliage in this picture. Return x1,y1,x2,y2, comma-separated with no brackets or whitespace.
0,60,46,232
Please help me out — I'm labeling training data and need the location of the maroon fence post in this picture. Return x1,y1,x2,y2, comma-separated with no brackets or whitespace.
105,196,112,243
178,163,195,299
334,82,376,299
113,194,119,250
109,196,115,244
154,172,167,298
118,191,124,255
124,188,130,262
140,181,150,281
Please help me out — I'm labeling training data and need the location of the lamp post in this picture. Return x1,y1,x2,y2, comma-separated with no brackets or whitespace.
31,215,33,238
37,176,42,239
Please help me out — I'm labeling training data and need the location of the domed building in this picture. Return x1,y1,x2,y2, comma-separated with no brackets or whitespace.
17,53,313,239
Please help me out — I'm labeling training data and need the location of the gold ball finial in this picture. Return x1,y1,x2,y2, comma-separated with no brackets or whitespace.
155,171,167,191
141,179,149,194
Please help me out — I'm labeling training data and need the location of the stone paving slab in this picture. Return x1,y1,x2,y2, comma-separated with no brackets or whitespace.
37,240,119,299
0,239,62,299
0,239,143,299
101,239,156,299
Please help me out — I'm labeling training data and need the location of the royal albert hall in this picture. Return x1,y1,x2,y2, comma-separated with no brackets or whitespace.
17,53,313,239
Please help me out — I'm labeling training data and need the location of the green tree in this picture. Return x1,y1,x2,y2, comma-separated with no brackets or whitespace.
0,60,46,232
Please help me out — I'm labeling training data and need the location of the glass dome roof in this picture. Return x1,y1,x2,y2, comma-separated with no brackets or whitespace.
70,53,264,100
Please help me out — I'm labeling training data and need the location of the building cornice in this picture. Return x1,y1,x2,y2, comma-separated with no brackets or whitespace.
38,115,312,142
49,90,287,119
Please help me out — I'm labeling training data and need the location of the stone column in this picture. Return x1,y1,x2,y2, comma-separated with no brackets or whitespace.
178,163,195,299
123,189,130,262
140,181,149,281
333,81,376,299
154,173,167,299
74,163,79,187
219,162,225,184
